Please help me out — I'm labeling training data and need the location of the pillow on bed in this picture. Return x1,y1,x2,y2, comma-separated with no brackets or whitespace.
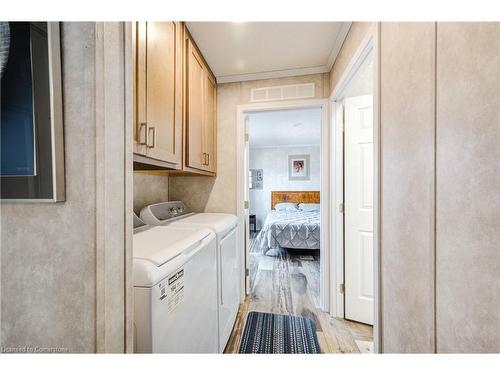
298,203,320,212
274,202,299,211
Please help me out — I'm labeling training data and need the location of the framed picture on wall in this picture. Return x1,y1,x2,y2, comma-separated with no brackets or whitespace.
288,154,310,181
249,169,263,190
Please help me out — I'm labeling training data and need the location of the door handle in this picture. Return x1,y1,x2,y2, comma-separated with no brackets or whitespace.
147,126,156,148
138,123,148,145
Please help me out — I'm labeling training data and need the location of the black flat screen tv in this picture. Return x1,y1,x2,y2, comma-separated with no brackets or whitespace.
0,22,65,202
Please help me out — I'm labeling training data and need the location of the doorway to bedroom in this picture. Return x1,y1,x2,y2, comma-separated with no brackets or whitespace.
226,99,373,353
247,107,322,317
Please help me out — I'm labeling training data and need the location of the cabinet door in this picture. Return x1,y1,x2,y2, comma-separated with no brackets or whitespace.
145,22,182,166
186,38,206,171
134,22,148,156
204,72,217,173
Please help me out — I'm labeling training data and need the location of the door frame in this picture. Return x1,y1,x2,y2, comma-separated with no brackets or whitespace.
236,98,331,312
329,23,381,353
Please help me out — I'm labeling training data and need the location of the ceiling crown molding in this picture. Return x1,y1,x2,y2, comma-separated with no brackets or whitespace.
326,22,352,70
216,22,352,84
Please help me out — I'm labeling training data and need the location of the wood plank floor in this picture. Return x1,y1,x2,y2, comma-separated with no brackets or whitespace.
225,231,373,354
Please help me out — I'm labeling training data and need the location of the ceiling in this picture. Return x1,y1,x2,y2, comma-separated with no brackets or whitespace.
186,22,351,83
248,107,321,149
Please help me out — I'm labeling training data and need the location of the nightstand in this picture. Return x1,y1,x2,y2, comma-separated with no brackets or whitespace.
249,214,256,232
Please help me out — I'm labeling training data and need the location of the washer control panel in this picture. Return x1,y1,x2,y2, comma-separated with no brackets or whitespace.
148,201,192,222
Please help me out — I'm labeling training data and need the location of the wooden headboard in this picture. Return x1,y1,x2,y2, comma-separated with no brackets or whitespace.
271,191,320,209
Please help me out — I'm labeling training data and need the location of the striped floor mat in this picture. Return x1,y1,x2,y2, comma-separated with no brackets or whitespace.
238,311,321,354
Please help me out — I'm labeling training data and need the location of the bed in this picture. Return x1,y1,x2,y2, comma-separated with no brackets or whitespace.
255,191,320,255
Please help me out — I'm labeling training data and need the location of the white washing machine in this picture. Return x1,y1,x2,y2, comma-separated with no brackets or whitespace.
133,213,218,353
140,201,240,353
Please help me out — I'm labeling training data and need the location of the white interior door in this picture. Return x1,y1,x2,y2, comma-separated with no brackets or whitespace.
344,94,374,325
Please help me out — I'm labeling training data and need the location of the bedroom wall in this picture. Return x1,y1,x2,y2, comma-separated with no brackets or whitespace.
169,73,330,214
249,145,320,230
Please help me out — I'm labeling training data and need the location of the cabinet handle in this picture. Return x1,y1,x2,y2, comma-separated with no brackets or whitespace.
147,126,156,148
139,123,148,145
207,153,210,166
202,152,207,165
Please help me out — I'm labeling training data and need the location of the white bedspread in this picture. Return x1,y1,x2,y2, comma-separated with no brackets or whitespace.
256,210,320,255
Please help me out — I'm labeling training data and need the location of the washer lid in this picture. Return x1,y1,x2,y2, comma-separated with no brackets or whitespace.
133,226,211,267
173,213,237,235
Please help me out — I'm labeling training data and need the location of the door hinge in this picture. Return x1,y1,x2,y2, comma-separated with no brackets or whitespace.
244,200,249,209
339,203,344,213
245,133,249,142
245,268,249,277
339,283,345,294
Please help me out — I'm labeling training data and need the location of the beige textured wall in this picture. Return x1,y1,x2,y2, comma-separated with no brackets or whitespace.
1,22,131,353
378,22,500,353
169,73,330,214
330,21,499,353
380,22,436,353
435,22,500,353
133,172,169,213
330,22,373,92
1,23,98,352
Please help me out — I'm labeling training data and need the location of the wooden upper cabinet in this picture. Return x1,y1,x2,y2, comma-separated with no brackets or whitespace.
185,33,217,175
132,22,217,175
203,73,217,173
134,21,182,169
186,38,206,171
